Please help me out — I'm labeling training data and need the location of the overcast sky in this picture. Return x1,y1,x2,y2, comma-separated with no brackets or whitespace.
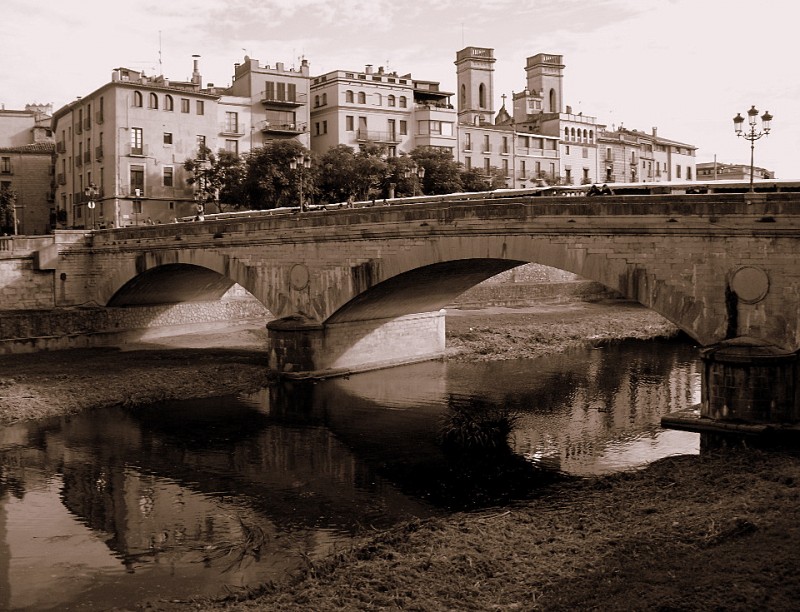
3,0,796,178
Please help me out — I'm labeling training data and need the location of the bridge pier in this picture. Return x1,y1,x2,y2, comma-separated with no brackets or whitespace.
663,338,800,441
266,310,446,378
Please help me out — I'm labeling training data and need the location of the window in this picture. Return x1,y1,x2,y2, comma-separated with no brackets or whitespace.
484,158,490,174
196,100,204,115
163,132,173,145
520,160,526,177
399,120,407,135
582,147,588,159
265,81,275,100
358,92,366,104
346,116,354,131
165,95,174,111
181,98,190,113
131,127,143,155
399,96,407,108
479,83,486,108
224,111,239,133
196,135,206,157
502,137,508,154
676,165,682,179
225,139,238,154
687,166,693,180
277,82,286,101
314,95,320,107
132,199,142,214
388,95,396,107
375,93,382,105
133,91,143,107
149,93,158,109
314,122,320,136
345,90,354,103
0,157,10,173
502,159,509,177
322,120,328,134
465,132,472,150
130,164,144,194
483,134,490,152
465,156,471,170
163,166,173,187
288,83,297,102
565,168,572,183
322,93,327,105
565,145,570,156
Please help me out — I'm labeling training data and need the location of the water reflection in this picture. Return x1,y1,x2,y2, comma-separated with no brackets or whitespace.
0,338,700,610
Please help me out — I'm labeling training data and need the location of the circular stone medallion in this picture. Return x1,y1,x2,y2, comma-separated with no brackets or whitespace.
730,266,769,304
289,264,310,291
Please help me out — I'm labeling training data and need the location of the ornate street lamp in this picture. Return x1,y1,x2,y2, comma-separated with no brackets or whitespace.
289,154,311,212
84,182,99,230
733,105,773,193
403,163,426,196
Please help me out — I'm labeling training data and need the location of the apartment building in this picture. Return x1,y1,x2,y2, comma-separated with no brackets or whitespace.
597,127,696,183
225,55,311,151
0,104,55,234
309,64,456,158
696,161,774,181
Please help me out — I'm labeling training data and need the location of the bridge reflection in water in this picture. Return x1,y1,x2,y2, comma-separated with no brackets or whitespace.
0,338,700,610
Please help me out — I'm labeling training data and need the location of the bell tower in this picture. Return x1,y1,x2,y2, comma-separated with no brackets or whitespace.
455,47,496,125
524,53,565,114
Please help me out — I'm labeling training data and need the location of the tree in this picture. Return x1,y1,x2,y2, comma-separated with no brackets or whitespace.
183,146,246,213
0,184,17,235
243,140,313,209
352,143,388,201
460,167,493,192
316,145,359,204
410,147,463,195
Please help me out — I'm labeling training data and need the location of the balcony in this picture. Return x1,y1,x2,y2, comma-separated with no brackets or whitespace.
83,151,91,163
125,143,149,157
219,122,245,136
260,92,306,108
84,116,91,130
258,120,305,134
95,145,103,160
57,173,66,185
95,110,104,124
356,129,401,144
75,156,82,167
56,141,66,153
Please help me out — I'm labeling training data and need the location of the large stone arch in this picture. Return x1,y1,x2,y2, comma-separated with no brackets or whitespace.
321,235,707,345
96,249,272,311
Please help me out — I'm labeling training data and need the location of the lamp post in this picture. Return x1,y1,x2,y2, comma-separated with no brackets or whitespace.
84,182,99,230
403,163,426,196
289,154,311,212
733,105,773,193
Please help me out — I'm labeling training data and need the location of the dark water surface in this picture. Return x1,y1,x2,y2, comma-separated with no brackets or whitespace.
0,338,700,610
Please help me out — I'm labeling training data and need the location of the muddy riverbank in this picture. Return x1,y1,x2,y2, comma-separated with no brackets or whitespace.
3,300,798,611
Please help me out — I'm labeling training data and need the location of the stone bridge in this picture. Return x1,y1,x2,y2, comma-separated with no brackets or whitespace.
12,191,800,430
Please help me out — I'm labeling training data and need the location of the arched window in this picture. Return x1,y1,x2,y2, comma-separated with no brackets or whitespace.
478,83,486,109
589,130,594,143
149,92,158,109
375,93,382,105
571,127,576,139
399,96,407,108
133,91,143,107
564,127,570,140
322,93,327,105
388,95,396,107
549,88,557,112
345,90,354,103
583,129,588,142
314,95,320,107
460,85,466,109
358,92,366,104
165,94,174,111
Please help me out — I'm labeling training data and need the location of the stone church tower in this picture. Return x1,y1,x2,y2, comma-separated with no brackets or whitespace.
454,47,496,125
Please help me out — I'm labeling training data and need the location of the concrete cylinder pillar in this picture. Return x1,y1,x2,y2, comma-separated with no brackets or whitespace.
701,337,799,424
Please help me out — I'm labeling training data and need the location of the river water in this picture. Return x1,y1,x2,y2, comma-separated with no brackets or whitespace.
0,338,701,610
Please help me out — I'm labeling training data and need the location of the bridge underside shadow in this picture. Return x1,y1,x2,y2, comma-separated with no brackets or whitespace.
268,258,533,377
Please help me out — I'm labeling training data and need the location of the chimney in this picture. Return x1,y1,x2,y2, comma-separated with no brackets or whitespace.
365,64,373,74
652,126,658,137
276,62,285,71
565,105,572,114
378,66,384,74
191,54,202,87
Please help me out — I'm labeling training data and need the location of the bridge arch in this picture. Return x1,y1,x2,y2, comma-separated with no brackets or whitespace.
323,236,704,344
97,249,272,311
